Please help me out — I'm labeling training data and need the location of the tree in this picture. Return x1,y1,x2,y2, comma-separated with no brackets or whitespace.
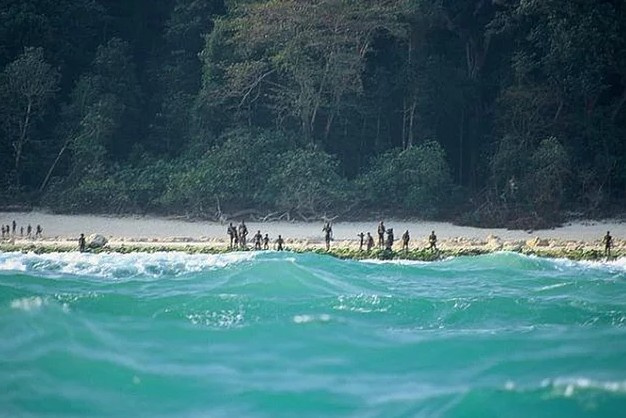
200,0,405,147
0,47,59,189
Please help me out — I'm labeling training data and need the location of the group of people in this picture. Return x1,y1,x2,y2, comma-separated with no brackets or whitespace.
1,220,42,240
223,219,441,253
355,221,438,252
227,221,285,251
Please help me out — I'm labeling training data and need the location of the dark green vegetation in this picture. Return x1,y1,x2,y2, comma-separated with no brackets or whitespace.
1,0,625,227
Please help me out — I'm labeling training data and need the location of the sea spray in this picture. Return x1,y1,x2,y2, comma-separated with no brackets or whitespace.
1,251,625,417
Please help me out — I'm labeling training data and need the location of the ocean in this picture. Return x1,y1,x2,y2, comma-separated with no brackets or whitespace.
1,251,625,417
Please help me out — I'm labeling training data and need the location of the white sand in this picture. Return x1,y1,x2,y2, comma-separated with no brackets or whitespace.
1,211,623,245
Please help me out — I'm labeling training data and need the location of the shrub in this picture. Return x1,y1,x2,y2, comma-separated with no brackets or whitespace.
357,141,455,217
268,148,351,217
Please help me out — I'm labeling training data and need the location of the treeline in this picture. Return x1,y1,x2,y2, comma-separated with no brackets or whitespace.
1,0,625,227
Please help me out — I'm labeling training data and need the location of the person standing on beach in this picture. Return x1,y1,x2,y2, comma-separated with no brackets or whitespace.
1,225,5,238
385,228,394,251
20,226,23,237
78,233,86,252
428,230,438,251
357,232,365,251
322,222,333,250
603,231,613,257
366,232,374,252
26,224,32,238
263,234,270,250
377,221,386,249
12,220,16,235
238,221,248,249
401,230,410,252
227,223,236,248
35,225,42,238
276,235,284,251
254,230,263,250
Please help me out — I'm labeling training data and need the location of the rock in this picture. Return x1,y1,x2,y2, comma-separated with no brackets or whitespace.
504,243,523,252
486,235,503,251
526,236,549,248
503,240,524,252
88,234,108,249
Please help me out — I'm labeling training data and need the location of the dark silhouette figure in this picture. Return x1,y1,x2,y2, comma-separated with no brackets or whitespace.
227,223,237,249
35,225,42,238
428,230,438,251
263,234,270,250
377,221,386,249
385,228,394,251
366,233,374,252
254,230,263,250
1,225,5,238
322,222,333,250
238,221,248,249
276,235,284,251
26,224,32,238
12,220,16,235
357,232,365,251
20,226,23,237
78,233,86,252
603,231,613,258
401,230,410,252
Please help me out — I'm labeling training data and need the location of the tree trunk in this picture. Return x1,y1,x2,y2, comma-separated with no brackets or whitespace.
407,100,416,149
375,109,381,151
459,108,465,184
401,98,408,150
14,99,33,188
39,141,69,193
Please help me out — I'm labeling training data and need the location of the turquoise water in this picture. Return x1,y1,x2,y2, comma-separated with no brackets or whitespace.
1,251,626,417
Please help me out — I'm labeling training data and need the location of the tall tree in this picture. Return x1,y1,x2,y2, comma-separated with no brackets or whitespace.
0,47,59,189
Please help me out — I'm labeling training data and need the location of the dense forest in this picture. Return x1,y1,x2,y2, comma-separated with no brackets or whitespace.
1,0,625,227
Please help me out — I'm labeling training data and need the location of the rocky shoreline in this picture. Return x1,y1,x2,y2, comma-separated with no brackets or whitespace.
1,235,623,262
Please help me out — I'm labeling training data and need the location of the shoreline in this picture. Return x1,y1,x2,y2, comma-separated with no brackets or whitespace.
1,239,623,262
1,211,623,262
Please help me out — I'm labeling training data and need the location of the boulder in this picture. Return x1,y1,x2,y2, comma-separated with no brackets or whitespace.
526,236,549,248
88,234,108,249
486,235,503,251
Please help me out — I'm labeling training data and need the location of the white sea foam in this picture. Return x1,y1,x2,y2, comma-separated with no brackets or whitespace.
333,294,391,313
541,377,626,395
10,296,45,311
0,251,257,279
293,314,331,324
360,259,429,266
535,282,569,292
9,296,70,313
550,256,626,272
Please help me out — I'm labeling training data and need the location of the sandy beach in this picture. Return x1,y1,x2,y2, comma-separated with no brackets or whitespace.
0,211,624,252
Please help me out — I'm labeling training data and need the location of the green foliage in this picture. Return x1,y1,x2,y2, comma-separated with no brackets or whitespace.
0,47,59,189
1,0,626,224
528,137,570,213
269,149,351,216
160,129,296,215
358,141,456,217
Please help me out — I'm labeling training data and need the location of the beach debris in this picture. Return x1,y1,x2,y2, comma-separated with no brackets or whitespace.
88,234,108,249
